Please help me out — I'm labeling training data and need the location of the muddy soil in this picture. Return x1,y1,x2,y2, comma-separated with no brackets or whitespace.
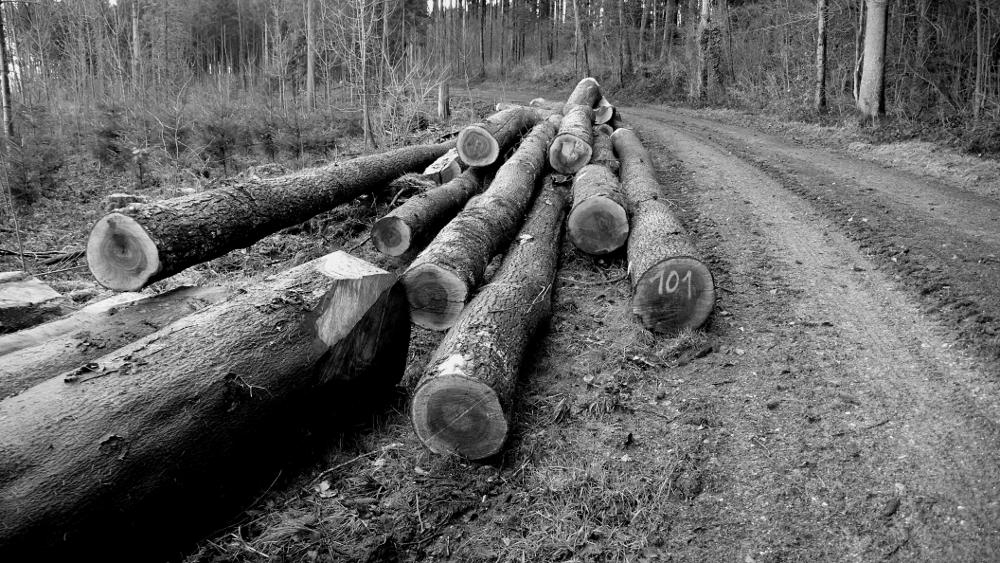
170,102,1000,562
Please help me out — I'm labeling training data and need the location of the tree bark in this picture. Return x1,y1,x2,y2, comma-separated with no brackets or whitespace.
411,176,567,460
568,164,629,255
401,115,561,331
86,141,455,291
564,76,602,113
815,0,828,113
0,286,230,400
0,252,409,559
590,123,619,175
0,9,15,140
456,106,544,167
372,167,489,257
529,97,565,112
661,0,677,61
611,128,715,333
305,0,315,108
437,81,451,120
857,0,888,118
548,104,594,174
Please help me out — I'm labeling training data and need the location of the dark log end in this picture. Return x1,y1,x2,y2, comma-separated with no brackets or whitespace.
457,125,500,167
86,213,160,292
372,216,412,257
549,134,594,175
567,197,630,255
632,256,715,333
411,368,507,460
402,263,467,331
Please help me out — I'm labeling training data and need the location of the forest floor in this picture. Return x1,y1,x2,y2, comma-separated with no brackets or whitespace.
4,84,1000,562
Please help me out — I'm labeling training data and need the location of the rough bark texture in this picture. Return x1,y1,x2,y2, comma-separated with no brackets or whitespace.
857,0,887,117
568,164,629,255
0,252,409,560
0,285,231,399
564,77,602,114
612,128,715,333
548,105,594,174
411,177,567,460
0,271,67,333
590,124,620,175
401,115,561,330
86,141,454,291
456,106,543,167
815,0,828,113
372,167,489,257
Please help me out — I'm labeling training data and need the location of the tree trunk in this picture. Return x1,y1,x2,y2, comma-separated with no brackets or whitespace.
815,0,828,113
131,1,140,93
857,0,887,117
564,76,602,113
411,176,566,460
572,0,584,76
0,286,230,400
0,272,67,333
0,9,15,141
401,115,561,331
0,252,409,559
548,104,594,174
973,0,984,120
372,167,489,257
437,81,450,120
568,163,629,255
611,128,715,333
661,0,676,61
456,106,544,167
305,0,315,108
691,0,711,100
87,141,455,291
590,123,620,174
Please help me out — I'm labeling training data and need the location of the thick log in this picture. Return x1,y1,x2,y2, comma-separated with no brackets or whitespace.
594,97,616,125
411,177,567,460
0,251,409,559
563,77,602,114
422,147,462,184
567,164,629,255
611,128,715,333
456,106,543,167
0,285,231,399
0,271,67,333
590,124,620,175
86,141,454,291
496,102,559,119
548,105,594,174
401,115,561,330
372,167,489,258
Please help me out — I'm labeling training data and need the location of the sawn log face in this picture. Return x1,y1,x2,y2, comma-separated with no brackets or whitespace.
568,164,629,255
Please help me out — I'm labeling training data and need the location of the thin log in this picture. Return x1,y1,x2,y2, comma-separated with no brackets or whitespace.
611,128,715,333
456,106,543,167
0,286,231,399
0,251,409,559
86,142,454,292
548,105,594,174
411,177,567,460
567,164,629,255
590,124,620,175
401,115,562,331
422,147,463,184
0,271,68,333
564,77,602,114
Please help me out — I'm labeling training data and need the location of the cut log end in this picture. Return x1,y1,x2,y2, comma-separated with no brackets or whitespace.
402,263,467,330
86,213,161,292
567,197,629,255
632,256,715,333
457,125,500,167
594,104,615,125
549,134,593,174
372,216,413,257
411,372,507,459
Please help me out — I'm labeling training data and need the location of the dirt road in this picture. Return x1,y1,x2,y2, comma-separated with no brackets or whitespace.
191,105,1000,562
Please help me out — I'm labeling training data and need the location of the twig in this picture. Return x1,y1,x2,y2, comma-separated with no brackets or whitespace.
559,272,629,286
35,264,88,276
311,450,379,484
415,492,425,533
346,235,371,252
42,250,85,265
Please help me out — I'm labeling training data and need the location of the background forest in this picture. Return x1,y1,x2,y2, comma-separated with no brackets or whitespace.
0,0,997,209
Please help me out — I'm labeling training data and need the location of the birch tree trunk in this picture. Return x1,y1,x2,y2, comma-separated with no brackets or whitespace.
857,0,887,118
815,0,828,113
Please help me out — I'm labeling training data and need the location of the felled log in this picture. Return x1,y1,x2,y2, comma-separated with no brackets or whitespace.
422,148,462,184
567,164,629,255
401,115,561,330
548,105,594,174
102,193,149,212
86,141,454,291
0,285,231,399
612,128,715,333
411,177,566,460
495,102,559,119
528,98,565,112
590,124,620,175
0,251,408,559
372,167,489,258
564,77,602,114
595,97,616,125
456,106,543,167
0,271,67,333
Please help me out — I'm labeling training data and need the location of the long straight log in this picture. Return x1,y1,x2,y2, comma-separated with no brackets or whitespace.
567,164,629,255
548,105,594,174
401,115,562,330
591,124,620,175
456,106,543,167
411,177,567,460
564,77,602,114
372,167,489,257
0,285,231,399
0,251,408,559
86,141,454,291
611,128,715,333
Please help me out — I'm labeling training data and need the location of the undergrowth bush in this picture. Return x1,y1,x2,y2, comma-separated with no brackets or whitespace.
8,104,65,205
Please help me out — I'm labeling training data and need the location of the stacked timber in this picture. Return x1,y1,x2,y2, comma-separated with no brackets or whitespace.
548,105,594,174
0,251,408,558
86,141,454,291
456,106,544,167
401,115,562,330
411,177,567,460
612,128,715,333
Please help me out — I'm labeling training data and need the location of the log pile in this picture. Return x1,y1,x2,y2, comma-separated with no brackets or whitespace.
456,106,544,167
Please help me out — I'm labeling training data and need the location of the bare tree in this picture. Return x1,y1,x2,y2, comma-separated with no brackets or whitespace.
815,0,827,113
857,0,888,118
